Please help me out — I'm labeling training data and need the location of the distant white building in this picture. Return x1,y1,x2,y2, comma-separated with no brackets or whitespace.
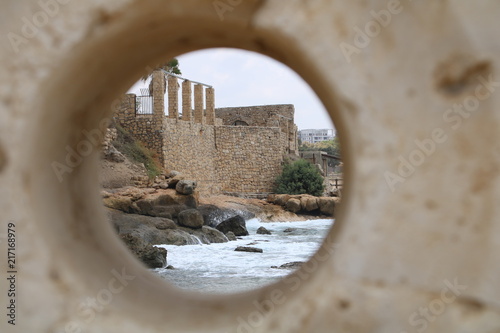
299,129,335,144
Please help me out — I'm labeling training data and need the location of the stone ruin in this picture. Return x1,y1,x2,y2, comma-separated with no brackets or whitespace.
114,70,298,196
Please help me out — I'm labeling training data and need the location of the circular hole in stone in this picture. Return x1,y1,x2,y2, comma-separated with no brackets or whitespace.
102,48,342,294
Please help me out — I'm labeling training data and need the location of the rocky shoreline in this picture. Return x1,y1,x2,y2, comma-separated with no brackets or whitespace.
104,179,339,269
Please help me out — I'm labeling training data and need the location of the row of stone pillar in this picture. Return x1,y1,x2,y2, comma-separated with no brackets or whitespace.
167,76,215,125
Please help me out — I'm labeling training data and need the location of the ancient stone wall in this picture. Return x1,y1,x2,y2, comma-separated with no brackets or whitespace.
162,118,220,195
216,104,297,154
215,126,287,194
114,93,165,164
216,104,293,128
113,73,298,196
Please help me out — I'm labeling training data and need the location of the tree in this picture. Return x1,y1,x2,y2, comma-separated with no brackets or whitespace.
299,137,340,157
142,58,182,81
298,137,341,167
275,159,324,196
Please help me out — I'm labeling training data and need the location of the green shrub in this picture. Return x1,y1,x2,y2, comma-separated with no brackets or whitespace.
112,124,162,179
275,159,324,196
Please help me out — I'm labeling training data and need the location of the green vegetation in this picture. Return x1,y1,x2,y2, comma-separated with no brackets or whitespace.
275,159,324,196
142,58,182,81
299,136,341,167
112,124,162,179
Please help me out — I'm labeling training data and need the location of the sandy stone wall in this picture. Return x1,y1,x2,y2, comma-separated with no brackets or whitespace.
215,126,287,194
113,73,298,196
114,94,165,164
162,118,220,195
216,104,292,127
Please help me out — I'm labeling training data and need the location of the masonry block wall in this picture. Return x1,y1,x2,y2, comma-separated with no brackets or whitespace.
113,70,298,196
114,93,165,165
215,126,287,194
216,105,298,154
162,119,220,195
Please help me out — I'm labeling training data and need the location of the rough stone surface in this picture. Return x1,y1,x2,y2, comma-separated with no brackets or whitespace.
119,233,167,268
285,198,302,213
175,180,197,195
318,197,336,216
256,226,272,235
5,1,500,333
177,209,204,229
226,231,237,241
235,246,263,253
115,76,298,196
269,194,338,216
216,215,249,236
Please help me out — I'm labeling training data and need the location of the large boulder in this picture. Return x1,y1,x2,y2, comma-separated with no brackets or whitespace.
199,226,229,244
198,204,255,228
103,196,136,213
257,226,272,235
108,209,198,245
167,174,184,188
318,197,336,216
177,209,204,229
226,231,237,241
119,233,167,269
154,190,198,208
286,198,302,213
301,196,319,212
216,215,249,236
269,194,291,207
176,180,197,195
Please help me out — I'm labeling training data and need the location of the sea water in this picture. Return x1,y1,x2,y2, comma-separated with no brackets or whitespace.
154,218,334,294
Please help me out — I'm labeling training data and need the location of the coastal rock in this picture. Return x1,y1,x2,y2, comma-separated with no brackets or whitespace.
283,228,296,233
109,209,200,245
103,196,136,213
318,197,337,216
167,175,184,188
271,261,304,270
272,194,291,207
301,196,319,212
226,231,237,241
257,226,272,235
197,204,239,228
235,246,263,253
200,226,228,243
286,198,301,213
178,209,204,229
155,219,177,230
154,190,198,208
119,233,167,268
216,215,249,236
176,180,197,195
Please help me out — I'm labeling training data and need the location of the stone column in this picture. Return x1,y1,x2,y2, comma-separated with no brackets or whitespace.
167,75,179,119
182,80,192,121
205,87,215,125
152,70,165,126
194,84,204,124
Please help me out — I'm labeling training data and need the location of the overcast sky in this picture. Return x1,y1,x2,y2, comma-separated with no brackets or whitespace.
128,48,334,131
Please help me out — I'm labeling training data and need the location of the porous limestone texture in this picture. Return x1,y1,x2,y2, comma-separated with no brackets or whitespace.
1,1,500,333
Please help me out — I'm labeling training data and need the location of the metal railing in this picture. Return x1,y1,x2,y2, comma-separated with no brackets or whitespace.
136,88,153,115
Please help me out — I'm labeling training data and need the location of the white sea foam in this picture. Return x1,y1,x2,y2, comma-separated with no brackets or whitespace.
154,218,335,294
